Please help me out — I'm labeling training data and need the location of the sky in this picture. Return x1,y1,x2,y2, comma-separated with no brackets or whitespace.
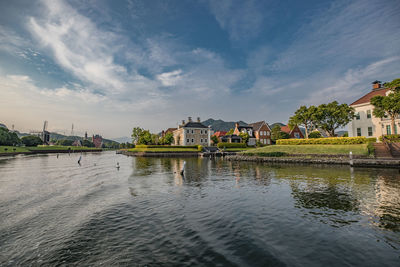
0,0,399,139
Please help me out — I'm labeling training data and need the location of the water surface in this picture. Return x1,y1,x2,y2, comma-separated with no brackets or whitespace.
0,152,399,266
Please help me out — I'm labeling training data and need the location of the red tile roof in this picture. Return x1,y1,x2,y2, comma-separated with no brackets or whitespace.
280,125,291,134
213,131,227,137
350,88,389,106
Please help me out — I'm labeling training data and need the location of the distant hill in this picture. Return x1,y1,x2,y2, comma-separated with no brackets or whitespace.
201,118,248,132
269,122,285,129
113,136,132,143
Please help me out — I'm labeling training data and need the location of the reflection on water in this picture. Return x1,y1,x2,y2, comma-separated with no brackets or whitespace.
0,152,399,266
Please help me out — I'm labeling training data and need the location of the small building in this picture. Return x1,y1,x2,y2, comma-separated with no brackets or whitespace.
213,131,227,142
281,125,304,139
173,117,211,146
72,140,82,146
233,122,256,146
348,81,398,138
92,134,103,148
221,134,242,143
248,121,272,145
161,128,177,137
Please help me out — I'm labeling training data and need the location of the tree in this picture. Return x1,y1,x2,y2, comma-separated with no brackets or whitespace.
384,78,400,91
239,132,249,144
226,128,234,135
56,139,74,146
0,128,21,146
314,101,354,137
289,105,317,138
164,132,174,145
211,135,219,145
151,134,159,145
371,81,400,135
131,127,144,144
21,135,43,146
271,125,290,142
82,139,95,147
137,130,152,145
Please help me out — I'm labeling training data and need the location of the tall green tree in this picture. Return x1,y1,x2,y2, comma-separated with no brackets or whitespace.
371,78,400,135
239,132,249,144
131,127,144,144
0,128,21,146
226,128,234,135
21,135,42,146
137,130,152,145
288,105,317,138
314,101,354,137
164,132,174,145
211,135,219,145
271,125,290,142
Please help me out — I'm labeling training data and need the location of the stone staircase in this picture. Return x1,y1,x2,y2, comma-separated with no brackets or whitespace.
389,142,400,158
373,143,392,158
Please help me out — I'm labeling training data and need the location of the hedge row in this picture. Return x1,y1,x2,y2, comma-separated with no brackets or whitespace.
379,134,400,143
276,137,375,145
135,145,199,148
217,142,247,148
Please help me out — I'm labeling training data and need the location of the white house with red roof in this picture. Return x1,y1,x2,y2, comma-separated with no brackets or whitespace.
348,81,398,138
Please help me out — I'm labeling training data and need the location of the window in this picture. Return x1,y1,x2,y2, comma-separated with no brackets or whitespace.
200,130,202,134
357,128,361,136
263,139,266,144
294,132,300,138
355,112,360,120
368,127,373,136
191,130,194,134
267,139,271,145
191,139,194,143
205,130,207,134
187,130,189,134
395,125,398,135
267,131,270,136
386,125,391,135
367,110,371,119
187,139,190,143
200,138,203,143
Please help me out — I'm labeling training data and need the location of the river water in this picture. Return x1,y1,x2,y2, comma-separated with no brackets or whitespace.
0,152,399,266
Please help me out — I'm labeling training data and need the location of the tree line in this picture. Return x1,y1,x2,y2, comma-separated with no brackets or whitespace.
131,127,174,145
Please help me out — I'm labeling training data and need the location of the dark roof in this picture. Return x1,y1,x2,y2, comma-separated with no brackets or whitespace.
350,88,389,106
183,121,208,128
221,134,241,139
248,121,270,131
165,128,177,133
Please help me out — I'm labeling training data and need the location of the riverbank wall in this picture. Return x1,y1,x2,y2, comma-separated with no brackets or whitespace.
0,149,102,157
225,155,400,168
121,150,200,157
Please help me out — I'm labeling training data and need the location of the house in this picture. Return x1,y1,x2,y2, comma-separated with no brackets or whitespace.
92,134,103,148
161,128,177,137
248,121,272,145
173,117,211,146
221,134,242,143
72,140,82,146
212,131,227,142
348,81,398,138
281,125,304,139
233,122,257,146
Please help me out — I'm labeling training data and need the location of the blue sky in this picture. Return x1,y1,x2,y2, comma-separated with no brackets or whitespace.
0,0,399,138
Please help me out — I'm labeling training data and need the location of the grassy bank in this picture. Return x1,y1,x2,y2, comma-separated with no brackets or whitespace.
242,144,369,156
223,147,254,152
0,146,31,153
127,147,198,153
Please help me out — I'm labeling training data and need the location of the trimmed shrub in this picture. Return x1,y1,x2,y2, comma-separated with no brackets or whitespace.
379,134,400,143
276,137,368,145
135,145,198,148
367,142,375,157
366,137,377,143
308,131,322,138
217,142,247,149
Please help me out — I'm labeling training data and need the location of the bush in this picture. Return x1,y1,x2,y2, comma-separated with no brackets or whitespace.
276,137,368,145
308,131,322,138
135,144,198,149
366,137,377,143
379,134,400,143
217,142,247,149
367,142,375,157
21,135,42,146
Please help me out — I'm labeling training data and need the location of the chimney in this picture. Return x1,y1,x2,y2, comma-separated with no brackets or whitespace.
372,80,381,90
182,120,185,125
188,117,192,122
235,122,239,129
197,117,201,122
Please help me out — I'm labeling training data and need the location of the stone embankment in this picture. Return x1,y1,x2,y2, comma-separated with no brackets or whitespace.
121,151,200,157
225,155,400,168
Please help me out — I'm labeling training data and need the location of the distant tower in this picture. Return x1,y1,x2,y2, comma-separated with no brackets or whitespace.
71,123,74,136
84,131,88,140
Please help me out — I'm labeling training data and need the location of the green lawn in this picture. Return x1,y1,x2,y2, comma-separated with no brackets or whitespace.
127,147,198,153
0,146,30,153
242,144,369,156
224,147,254,152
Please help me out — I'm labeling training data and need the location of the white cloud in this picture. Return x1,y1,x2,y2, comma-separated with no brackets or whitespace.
157,69,182,86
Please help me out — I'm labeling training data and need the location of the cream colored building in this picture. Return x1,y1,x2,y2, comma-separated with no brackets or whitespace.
348,82,399,138
173,117,211,146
